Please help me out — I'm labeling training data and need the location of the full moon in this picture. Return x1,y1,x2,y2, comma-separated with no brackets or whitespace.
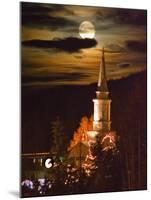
79,21,95,39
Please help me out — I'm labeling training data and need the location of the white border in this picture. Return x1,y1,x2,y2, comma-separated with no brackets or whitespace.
0,0,150,199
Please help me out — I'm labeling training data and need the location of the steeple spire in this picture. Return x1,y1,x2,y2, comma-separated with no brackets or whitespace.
97,47,108,92
92,47,111,132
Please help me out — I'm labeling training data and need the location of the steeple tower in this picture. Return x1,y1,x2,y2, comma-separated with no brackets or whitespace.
93,48,111,133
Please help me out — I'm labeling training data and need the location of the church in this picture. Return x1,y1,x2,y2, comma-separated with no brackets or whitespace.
68,48,117,167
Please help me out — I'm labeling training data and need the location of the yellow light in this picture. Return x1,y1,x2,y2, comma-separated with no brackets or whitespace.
87,130,98,138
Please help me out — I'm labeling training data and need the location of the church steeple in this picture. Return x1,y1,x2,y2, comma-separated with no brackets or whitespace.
97,47,108,92
92,48,111,132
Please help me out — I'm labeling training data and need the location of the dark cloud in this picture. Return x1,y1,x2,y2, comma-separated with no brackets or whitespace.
22,72,90,84
117,63,131,68
21,2,74,15
21,2,77,30
21,14,77,31
115,9,147,26
105,40,147,54
125,40,147,52
21,2,52,14
22,37,97,53
96,8,147,26
105,43,125,53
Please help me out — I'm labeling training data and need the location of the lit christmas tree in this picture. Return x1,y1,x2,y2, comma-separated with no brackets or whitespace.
82,132,121,192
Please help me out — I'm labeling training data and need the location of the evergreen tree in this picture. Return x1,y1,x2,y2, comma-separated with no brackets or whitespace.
50,117,68,158
83,133,121,192
82,136,105,192
68,115,93,151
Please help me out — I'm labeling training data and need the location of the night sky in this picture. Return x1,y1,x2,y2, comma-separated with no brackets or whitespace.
21,2,147,86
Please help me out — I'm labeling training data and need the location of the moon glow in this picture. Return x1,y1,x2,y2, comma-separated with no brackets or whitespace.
79,21,95,39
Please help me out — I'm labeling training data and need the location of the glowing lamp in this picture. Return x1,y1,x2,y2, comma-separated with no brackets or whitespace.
45,158,53,168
